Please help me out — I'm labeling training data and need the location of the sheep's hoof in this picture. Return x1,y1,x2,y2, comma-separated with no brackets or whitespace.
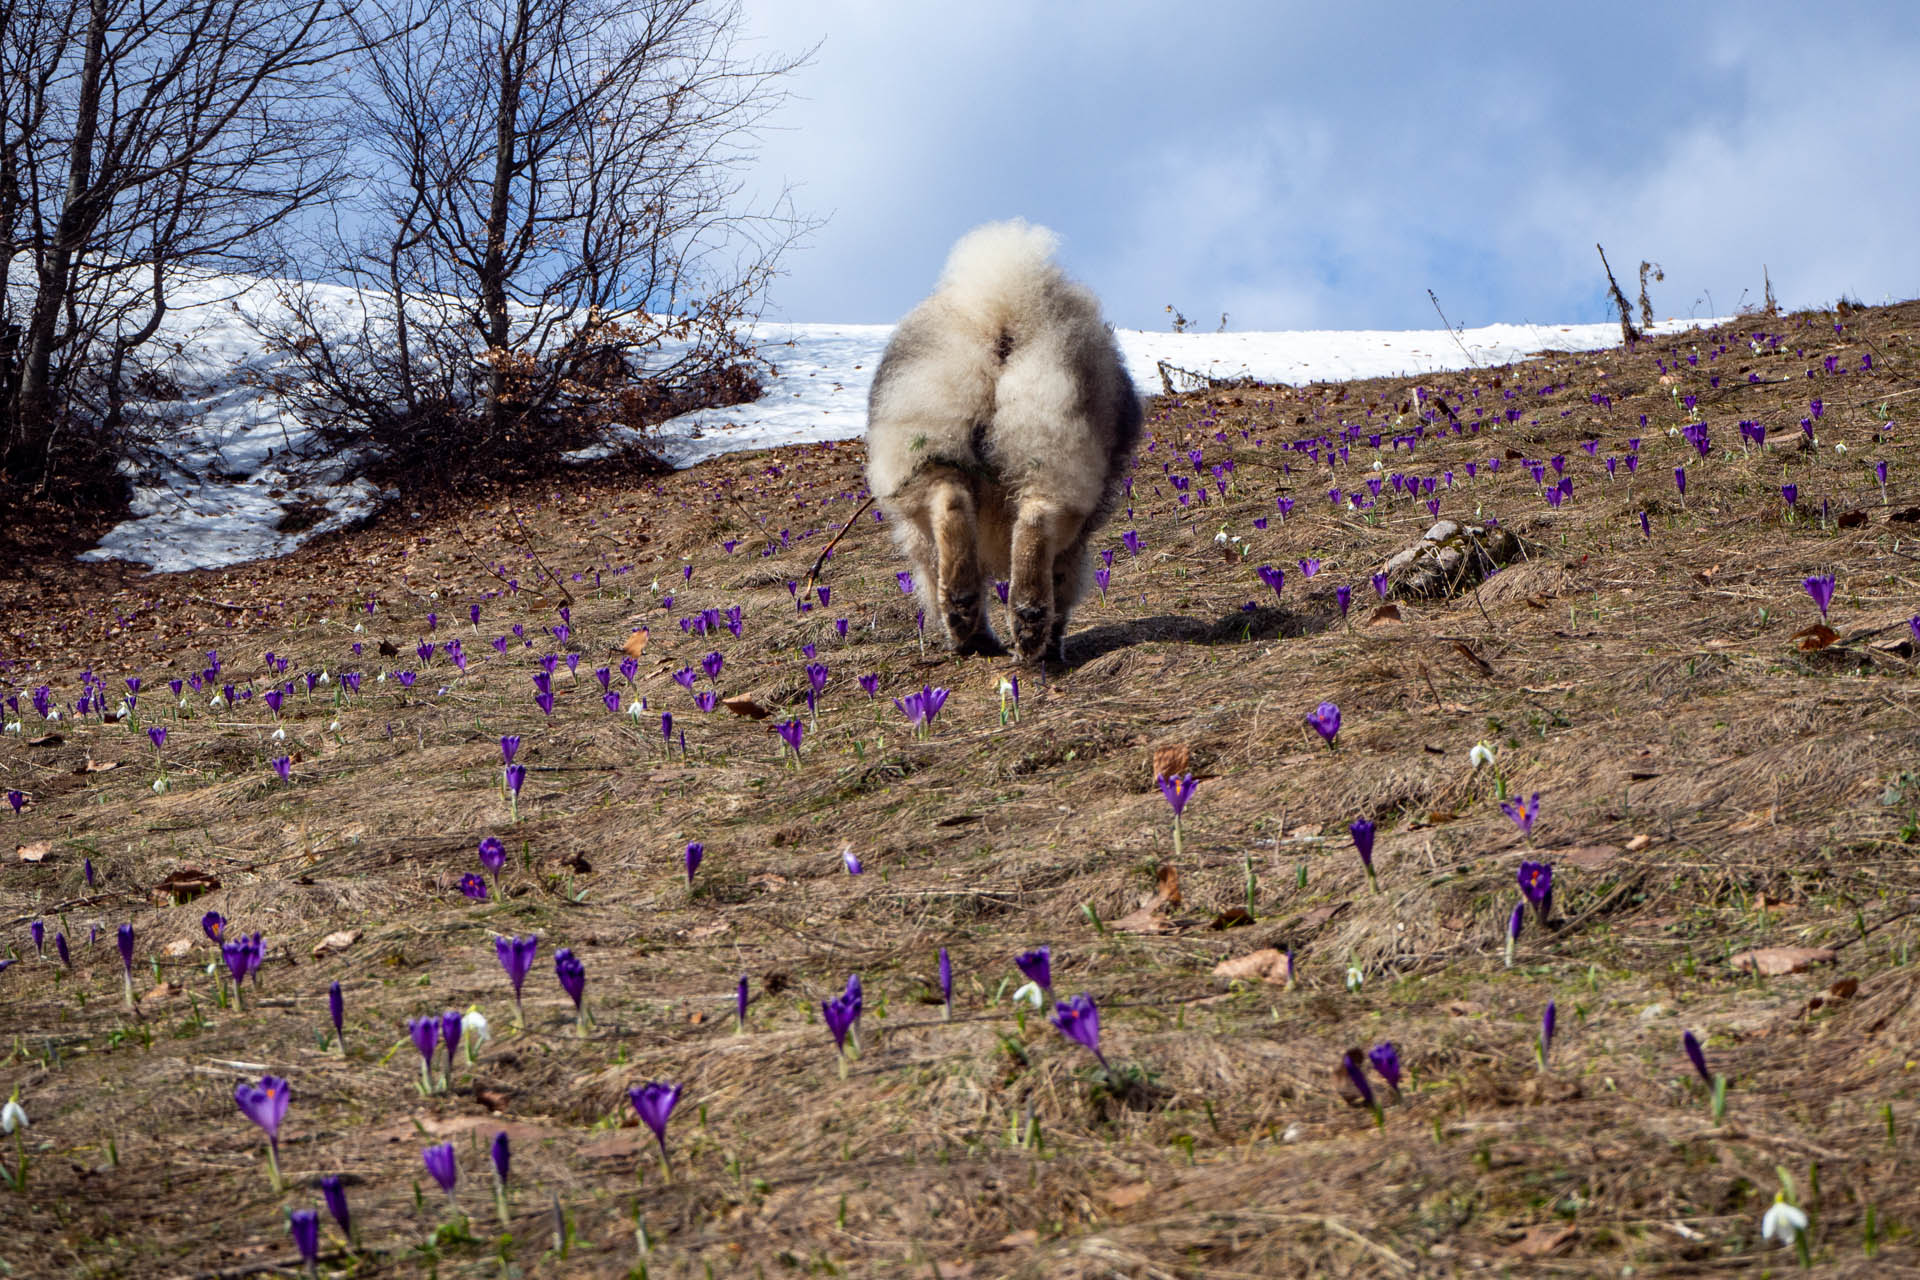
953,630,1007,658
1012,605,1051,660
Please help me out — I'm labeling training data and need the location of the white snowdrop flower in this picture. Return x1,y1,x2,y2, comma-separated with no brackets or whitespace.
1011,981,1043,1009
1371,459,1383,471
462,1008,490,1062
208,694,225,709
627,699,645,719
353,622,364,633
4,721,19,734
1469,742,1495,769
271,728,287,742
0,1098,25,1133
115,701,131,719
1761,1197,1808,1246
1345,966,1364,992
317,672,331,686
1213,528,1231,546
327,720,341,732
45,710,60,722
151,778,168,794
1834,442,1849,454
996,677,1015,697
376,672,387,684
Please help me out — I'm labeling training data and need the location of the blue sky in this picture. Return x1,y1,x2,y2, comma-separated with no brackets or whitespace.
736,1,1920,332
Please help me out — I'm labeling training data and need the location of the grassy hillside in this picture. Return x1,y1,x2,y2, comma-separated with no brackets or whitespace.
3,302,1919,1277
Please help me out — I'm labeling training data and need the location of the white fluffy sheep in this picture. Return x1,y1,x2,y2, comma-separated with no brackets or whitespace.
865,221,1141,660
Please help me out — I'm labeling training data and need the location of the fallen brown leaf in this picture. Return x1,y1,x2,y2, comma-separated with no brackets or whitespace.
1298,902,1351,927
1101,1182,1153,1210
1793,623,1840,652
1212,948,1288,984
80,758,120,773
1838,509,1869,528
1505,1225,1576,1258
153,867,220,904
16,841,51,863
1730,946,1835,976
27,733,62,747
722,694,771,720
622,628,651,659
1558,844,1621,870
1366,603,1403,625
141,981,179,1005
1209,907,1255,930
1624,834,1654,851
1151,743,1190,781
311,929,361,956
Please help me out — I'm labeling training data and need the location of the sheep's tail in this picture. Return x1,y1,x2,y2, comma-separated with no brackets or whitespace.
934,219,1061,324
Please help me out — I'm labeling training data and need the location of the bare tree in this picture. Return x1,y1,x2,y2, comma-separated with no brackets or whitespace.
268,0,809,486
0,0,350,489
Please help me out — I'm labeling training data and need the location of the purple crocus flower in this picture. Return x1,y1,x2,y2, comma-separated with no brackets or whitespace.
5,791,22,815
628,1081,683,1172
1050,993,1108,1069
1298,558,1321,578
328,980,343,1042
441,1008,462,1063
235,1075,291,1189
478,836,506,879
1683,1029,1712,1085
939,948,952,1019
271,756,292,783
672,666,697,692
1517,860,1553,924
821,988,862,1065
1541,1000,1556,1065
1122,530,1143,557
1305,701,1341,747
1781,483,1798,506
1342,1049,1377,1116
500,736,521,766
408,1015,439,1087
117,923,134,974
459,873,489,901
1350,818,1377,889
775,718,804,759
148,726,166,751
496,934,537,1024
288,1207,320,1269
736,975,749,1030
1367,1041,1402,1091
1673,466,1686,496
1015,946,1052,996
895,570,914,595
320,1173,350,1240
505,764,526,796
683,841,704,885
1157,771,1197,816
701,652,724,683
1255,565,1285,599
29,920,43,954
554,947,588,1030
491,1130,510,1186
422,1142,458,1202
1501,792,1540,838
54,933,69,969
1336,585,1352,619
1803,574,1836,620
533,690,553,715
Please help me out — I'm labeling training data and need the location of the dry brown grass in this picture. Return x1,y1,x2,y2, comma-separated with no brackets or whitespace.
2,304,1920,1277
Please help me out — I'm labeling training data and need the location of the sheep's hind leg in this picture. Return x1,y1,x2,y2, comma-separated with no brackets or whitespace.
928,470,1002,656
1047,524,1092,661
1009,500,1081,661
